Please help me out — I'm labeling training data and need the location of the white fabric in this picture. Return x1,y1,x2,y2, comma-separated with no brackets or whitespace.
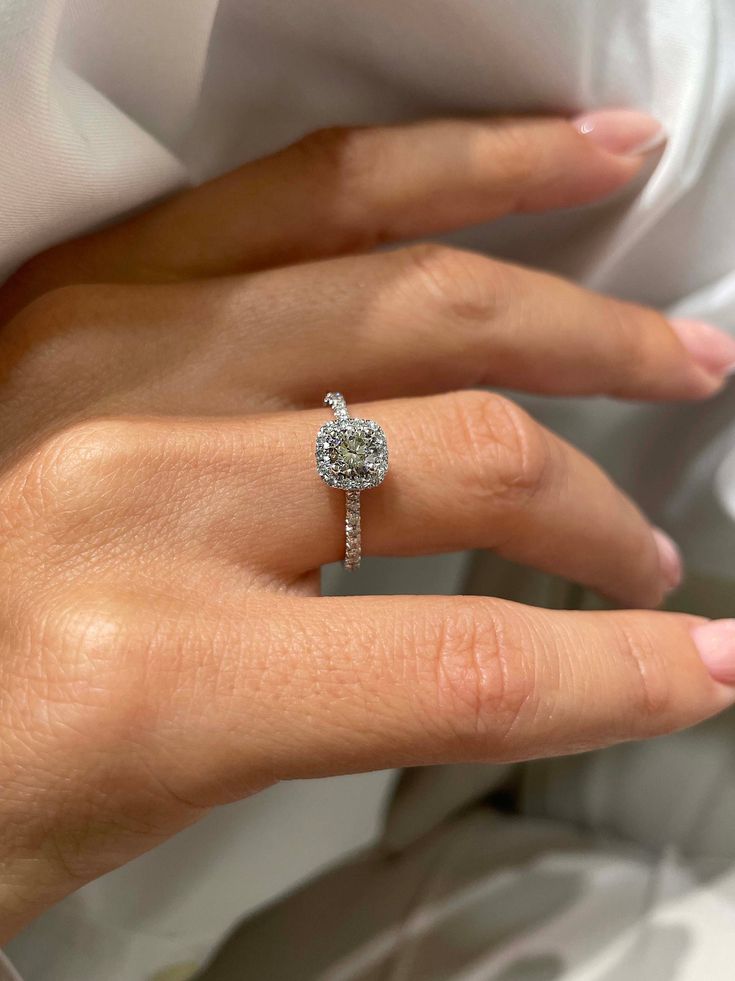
0,951,22,981
195,806,735,981
2,1,735,979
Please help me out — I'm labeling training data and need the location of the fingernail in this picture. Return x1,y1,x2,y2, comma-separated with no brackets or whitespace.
692,620,735,686
573,109,666,156
670,319,735,377
652,528,683,593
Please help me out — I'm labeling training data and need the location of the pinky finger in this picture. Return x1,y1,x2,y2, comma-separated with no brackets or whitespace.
166,597,735,791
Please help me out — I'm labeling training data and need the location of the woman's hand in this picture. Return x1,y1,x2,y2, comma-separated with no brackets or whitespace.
2,110,735,940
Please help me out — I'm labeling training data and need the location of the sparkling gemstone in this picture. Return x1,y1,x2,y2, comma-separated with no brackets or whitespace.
315,418,388,490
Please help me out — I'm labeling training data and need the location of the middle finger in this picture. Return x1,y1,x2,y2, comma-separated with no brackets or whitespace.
202,245,728,403
23,398,676,608
7,245,725,444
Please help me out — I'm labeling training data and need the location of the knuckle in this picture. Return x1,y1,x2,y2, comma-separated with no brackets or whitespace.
5,591,184,877
400,243,508,326
38,593,130,672
1,285,103,396
484,120,538,192
446,390,551,506
429,601,533,742
12,592,145,739
3,419,170,553
0,285,120,412
26,419,149,507
296,124,368,171
605,300,648,379
293,125,379,248
614,620,672,721
9,282,96,330
0,249,71,319
4,419,238,563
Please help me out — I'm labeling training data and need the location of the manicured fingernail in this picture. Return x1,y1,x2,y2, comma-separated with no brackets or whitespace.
692,620,735,686
652,528,683,592
670,319,735,377
573,109,666,156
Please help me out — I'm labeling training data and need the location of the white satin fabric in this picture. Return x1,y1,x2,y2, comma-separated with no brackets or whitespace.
2,1,735,979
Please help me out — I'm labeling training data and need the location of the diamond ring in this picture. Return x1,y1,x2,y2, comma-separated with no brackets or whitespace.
315,393,389,570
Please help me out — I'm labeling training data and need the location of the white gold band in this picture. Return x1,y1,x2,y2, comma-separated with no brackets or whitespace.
324,391,350,421
344,489,361,570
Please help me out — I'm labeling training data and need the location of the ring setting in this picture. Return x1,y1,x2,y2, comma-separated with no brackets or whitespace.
316,393,388,569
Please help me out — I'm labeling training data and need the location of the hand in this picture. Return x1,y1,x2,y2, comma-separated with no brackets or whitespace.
2,110,735,941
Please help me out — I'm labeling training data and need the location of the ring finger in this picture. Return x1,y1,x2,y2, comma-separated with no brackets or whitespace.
27,394,676,609
217,392,676,607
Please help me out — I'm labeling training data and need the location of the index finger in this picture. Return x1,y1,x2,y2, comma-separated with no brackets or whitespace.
1,112,662,320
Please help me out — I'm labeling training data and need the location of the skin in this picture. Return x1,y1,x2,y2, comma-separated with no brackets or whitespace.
0,115,734,942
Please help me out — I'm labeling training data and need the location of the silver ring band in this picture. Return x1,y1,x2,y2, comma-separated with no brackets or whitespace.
316,392,389,571
344,490,361,571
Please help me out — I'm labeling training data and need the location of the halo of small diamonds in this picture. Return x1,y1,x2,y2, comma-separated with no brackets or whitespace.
315,418,388,491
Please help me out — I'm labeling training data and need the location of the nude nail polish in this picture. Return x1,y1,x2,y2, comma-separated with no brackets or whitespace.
692,620,735,686
669,319,735,378
573,109,666,156
652,528,683,593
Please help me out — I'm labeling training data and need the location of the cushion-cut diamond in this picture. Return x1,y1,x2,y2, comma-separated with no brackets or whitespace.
315,418,388,490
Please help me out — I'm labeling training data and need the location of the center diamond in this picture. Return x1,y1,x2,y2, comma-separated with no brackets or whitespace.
334,432,370,470
316,418,388,490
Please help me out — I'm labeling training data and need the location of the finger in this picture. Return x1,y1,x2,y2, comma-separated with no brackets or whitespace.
1,111,662,319
152,596,735,791
211,392,680,606
207,245,731,401
13,245,725,435
30,401,674,608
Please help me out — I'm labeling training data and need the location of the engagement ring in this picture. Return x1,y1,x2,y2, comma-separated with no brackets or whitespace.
315,393,389,570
